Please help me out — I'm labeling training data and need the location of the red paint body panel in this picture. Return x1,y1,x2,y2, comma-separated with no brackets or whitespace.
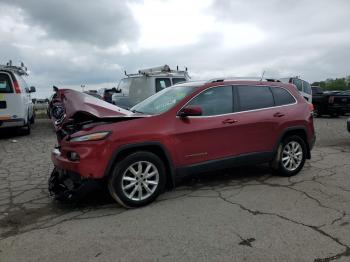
51,81,315,179
57,89,132,119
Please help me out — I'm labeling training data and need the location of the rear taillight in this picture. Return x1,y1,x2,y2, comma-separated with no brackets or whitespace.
308,103,314,112
329,96,334,104
13,79,21,93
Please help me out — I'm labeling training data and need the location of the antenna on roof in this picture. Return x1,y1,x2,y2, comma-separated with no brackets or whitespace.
260,70,266,81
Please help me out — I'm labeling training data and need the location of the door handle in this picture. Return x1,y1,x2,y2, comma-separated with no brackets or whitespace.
222,119,238,124
273,112,285,117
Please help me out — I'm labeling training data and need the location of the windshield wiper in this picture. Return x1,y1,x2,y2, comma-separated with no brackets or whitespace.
131,109,144,114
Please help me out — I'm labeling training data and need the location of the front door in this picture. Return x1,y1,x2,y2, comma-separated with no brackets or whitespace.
172,85,238,166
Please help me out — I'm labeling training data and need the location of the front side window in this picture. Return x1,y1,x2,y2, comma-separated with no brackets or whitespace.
155,78,171,92
187,86,233,116
131,85,198,115
292,78,303,92
237,86,274,111
271,87,296,106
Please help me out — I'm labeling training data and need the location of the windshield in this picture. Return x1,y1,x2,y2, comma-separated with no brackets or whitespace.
131,85,198,115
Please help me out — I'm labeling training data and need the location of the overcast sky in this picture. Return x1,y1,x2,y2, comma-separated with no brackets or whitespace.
0,0,349,98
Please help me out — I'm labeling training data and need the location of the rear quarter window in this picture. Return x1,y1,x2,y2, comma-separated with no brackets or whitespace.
0,73,13,93
271,87,296,106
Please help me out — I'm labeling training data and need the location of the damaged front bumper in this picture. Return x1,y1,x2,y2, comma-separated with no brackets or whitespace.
48,167,102,202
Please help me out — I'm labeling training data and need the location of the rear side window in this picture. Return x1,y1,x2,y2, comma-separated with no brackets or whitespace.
237,86,274,111
271,87,296,106
172,78,186,85
303,81,312,94
155,78,171,92
0,73,13,93
188,86,233,116
292,78,303,92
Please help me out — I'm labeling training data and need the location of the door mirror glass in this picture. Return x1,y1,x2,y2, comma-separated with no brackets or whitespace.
178,105,202,117
30,86,36,93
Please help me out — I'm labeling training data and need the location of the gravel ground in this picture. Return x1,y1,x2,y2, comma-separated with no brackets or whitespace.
0,117,350,262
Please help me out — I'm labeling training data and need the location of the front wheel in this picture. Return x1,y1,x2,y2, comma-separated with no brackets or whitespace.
272,135,307,177
108,152,166,208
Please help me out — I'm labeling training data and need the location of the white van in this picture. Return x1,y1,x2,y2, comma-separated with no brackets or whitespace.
280,77,312,103
112,65,190,109
0,63,36,134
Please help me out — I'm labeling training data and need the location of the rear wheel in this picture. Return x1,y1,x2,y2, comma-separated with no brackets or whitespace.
272,135,307,177
22,117,31,135
108,151,166,208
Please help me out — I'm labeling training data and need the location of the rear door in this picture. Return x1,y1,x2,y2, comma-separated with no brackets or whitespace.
0,72,19,121
230,85,281,154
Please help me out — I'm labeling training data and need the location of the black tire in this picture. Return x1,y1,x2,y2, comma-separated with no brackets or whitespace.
30,112,35,124
22,118,31,135
313,104,321,117
272,135,307,177
108,151,166,208
330,112,339,118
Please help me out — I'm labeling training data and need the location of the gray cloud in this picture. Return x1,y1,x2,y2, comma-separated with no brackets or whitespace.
0,0,349,99
0,0,139,47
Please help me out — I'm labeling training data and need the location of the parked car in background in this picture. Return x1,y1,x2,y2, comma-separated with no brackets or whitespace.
84,90,103,100
112,65,189,109
312,86,350,117
0,62,36,134
98,87,120,103
280,77,312,103
49,78,315,208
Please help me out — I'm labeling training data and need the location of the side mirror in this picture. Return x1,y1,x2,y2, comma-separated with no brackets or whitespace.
30,86,36,93
178,105,202,117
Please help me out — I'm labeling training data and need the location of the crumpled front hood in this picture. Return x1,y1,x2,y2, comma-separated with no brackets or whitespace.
57,89,133,119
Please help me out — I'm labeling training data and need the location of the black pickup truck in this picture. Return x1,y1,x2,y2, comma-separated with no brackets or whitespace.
312,86,350,117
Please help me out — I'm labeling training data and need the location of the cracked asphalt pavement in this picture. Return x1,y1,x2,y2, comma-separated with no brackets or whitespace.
1,117,350,262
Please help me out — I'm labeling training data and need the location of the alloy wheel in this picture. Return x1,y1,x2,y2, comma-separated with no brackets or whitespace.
281,141,303,171
121,161,159,201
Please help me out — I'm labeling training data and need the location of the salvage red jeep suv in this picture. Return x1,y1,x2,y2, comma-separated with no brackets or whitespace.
49,79,315,208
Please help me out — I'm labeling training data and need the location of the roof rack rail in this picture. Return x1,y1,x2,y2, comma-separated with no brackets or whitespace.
124,64,190,78
0,60,29,76
206,76,281,83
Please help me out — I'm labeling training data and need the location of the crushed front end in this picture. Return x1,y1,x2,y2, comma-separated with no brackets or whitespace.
49,167,101,202
48,88,142,202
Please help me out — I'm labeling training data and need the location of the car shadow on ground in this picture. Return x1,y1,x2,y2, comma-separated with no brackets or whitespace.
55,164,272,209
0,126,33,139
0,163,277,240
